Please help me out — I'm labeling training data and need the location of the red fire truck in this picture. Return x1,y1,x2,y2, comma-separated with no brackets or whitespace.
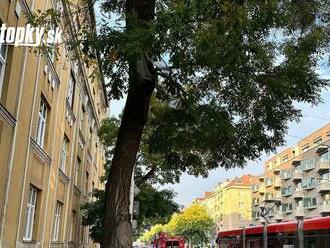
152,232,185,248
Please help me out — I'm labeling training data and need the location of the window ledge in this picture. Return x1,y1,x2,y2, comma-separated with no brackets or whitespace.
58,168,70,184
0,102,16,127
30,138,52,165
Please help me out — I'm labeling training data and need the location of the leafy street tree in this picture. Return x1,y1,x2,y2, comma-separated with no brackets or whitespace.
167,205,214,246
139,224,166,243
81,119,180,243
28,0,330,247
139,205,214,246
136,184,180,232
93,1,330,247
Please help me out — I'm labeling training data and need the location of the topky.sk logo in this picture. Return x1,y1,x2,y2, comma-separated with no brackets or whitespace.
0,24,62,47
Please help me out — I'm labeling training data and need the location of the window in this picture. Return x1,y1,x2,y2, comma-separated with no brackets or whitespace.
23,187,38,241
265,178,273,186
239,213,244,220
282,203,293,213
36,98,48,148
303,197,317,208
70,211,77,242
302,178,317,189
281,186,293,196
67,72,75,107
298,158,316,171
74,158,80,186
282,155,289,162
53,201,63,241
320,152,330,163
59,137,68,172
85,171,89,194
280,170,292,180
0,43,8,97
302,144,310,152
314,137,323,145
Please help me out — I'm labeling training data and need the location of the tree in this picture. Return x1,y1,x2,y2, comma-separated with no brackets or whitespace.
167,205,214,246
139,205,214,246
139,224,166,243
94,1,330,246
29,1,330,247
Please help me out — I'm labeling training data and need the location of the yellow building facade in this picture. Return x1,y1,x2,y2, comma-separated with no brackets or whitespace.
0,0,108,247
194,175,255,232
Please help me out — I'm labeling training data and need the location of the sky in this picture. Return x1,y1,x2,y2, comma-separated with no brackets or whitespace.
109,64,330,206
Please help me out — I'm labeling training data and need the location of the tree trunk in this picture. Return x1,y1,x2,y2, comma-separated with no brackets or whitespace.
102,1,156,247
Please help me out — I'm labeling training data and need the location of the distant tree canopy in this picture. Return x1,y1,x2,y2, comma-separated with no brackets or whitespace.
139,205,214,245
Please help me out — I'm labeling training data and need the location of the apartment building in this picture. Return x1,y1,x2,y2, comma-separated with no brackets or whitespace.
193,175,255,232
252,123,330,225
0,0,108,247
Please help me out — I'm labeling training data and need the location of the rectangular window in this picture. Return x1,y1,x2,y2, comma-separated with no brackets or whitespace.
314,137,322,145
52,201,63,241
282,155,289,162
298,158,316,171
75,158,80,186
302,178,317,189
320,152,330,163
303,197,317,208
85,171,89,194
67,72,75,107
59,137,68,172
281,186,293,196
282,203,293,213
23,187,38,241
280,170,292,180
70,210,77,242
0,44,8,97
302,144,310,152
36,98,48,148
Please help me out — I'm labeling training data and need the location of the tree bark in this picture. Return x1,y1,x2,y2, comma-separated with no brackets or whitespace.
102,1,156,247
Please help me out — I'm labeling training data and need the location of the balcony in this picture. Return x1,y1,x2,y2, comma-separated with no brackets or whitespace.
275,212,284,220
317,161,330,173
319,202,330,214
317,180,330,193
252,185,259,193
293,188,304,199
292,170,303,182
295,207,305,218
259,185,266,194
265,178,273,187
281,187,294,197
274,179,282,189
299,158,316,172
275,193,282,202
281,171,292,180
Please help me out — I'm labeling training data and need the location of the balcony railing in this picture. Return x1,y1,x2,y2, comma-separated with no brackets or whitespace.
295,207,305,217
281,187,294,197
280,171,292,180
319,201,330,214
292,170,303,182
274,178,282,189
317,180,330,193
293,188,304,199
298,158,316,172
259,185,266,194
274,212,284,220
